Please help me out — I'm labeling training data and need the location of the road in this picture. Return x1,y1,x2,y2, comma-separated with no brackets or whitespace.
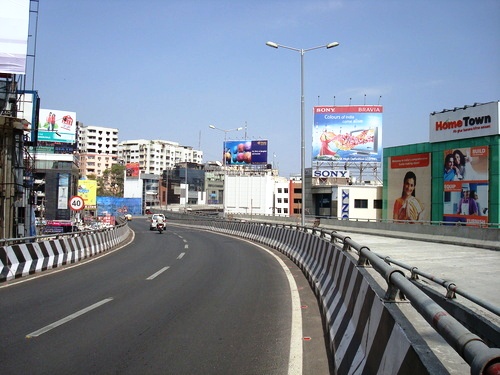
0,219,331,375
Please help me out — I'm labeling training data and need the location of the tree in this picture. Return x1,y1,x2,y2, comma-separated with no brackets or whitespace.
98,164,125,196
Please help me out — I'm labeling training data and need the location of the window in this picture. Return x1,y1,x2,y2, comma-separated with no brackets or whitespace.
284,198,288,204
373,200,382,209
277,188,282,193
284,188,288,193
294,188,302,194
354,199,368,209
277,198,282,203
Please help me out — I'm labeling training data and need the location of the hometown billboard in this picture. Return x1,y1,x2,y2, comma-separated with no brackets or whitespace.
442,146,489,226
313,106,382,163
429,101,499,143
388,153,431,223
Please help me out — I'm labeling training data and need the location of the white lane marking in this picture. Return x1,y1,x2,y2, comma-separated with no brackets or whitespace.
146,266,170,280
183,239,188,243
184,244,189,249
240,239,303,375
26,298,114,338
177,252,185,260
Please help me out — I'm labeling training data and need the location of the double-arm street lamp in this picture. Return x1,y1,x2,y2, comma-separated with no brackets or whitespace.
208,124,243,216
208,124,243,167
266,40,339,227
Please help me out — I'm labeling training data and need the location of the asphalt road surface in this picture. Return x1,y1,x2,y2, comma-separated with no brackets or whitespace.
0,219,332,375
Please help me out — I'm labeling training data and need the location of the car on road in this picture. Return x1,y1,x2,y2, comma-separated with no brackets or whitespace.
150,214,166,230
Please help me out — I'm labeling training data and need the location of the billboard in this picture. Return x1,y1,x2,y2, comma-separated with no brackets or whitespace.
38,108,77,144
429,101,499,143
57,173,70,210
0,0,30,74
313,106,383,162
125,162,140,178
442,146,489,226
96,197,142,217
388,153,431,223
224,140,268,165
77,179,97,209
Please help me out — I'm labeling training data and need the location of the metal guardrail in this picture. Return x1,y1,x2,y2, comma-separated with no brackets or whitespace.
0,219,128,247
163,212,500,374
373,253,500,318
232,212,500,229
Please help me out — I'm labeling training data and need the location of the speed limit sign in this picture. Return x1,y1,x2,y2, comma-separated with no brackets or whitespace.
69,196,85,211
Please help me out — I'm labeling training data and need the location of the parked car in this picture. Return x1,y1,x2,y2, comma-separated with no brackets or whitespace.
145,209,152,215
150,214,166,230
124,214,132,221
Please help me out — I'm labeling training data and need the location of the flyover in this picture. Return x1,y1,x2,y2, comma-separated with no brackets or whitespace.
1,214,499,374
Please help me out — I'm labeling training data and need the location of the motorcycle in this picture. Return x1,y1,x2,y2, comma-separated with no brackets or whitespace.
157,222,165,234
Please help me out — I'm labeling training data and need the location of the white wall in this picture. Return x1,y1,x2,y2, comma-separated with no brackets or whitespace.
123,178,143,199
225,174,275,216
336,185,382,220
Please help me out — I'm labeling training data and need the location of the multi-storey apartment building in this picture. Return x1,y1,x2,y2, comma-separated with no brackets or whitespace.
118,139,203,176
78,124,119,177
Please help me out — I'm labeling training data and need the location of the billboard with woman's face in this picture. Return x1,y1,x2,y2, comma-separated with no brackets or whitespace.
388,153,431,223
442,146,489,225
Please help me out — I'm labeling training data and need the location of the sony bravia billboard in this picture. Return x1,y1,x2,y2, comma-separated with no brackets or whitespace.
223,140,268,165
313,105,383,163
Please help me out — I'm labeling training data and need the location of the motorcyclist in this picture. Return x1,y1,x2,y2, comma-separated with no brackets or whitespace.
156,215,165,232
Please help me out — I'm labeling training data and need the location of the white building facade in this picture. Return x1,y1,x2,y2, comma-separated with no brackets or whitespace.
77,124,119,177
118,139,203,176
273,178,290,217
224,169,288,217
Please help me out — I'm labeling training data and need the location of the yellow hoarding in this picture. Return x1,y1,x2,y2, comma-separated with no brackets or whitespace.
78,179,97,208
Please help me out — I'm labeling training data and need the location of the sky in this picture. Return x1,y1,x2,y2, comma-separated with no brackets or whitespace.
28,0,499,177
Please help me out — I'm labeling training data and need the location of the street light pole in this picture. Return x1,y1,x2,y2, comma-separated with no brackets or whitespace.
266,40,339,227
208,125,243,217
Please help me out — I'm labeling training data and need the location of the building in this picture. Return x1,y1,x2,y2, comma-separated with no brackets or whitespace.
203,161,224,206
118,139,203,176
31,152,80,224
224,167,282,217
161,162,206,207
273,178,290,217
0,115,33,238
78,124,119,177
383,101,499,225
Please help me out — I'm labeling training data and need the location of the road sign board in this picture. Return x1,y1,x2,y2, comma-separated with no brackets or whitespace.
69,196,85,211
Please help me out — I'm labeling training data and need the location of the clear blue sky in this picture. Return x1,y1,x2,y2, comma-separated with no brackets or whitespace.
32,0,499,177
